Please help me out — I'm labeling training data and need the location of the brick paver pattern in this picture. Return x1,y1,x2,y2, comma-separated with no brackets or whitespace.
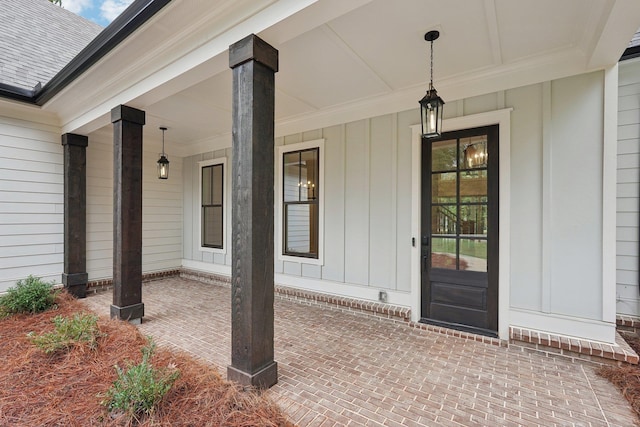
82,278,638,426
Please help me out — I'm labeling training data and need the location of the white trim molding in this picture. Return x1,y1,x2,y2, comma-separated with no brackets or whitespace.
510,308,614,344
276,139,325,266
411,108,512,340
182,259,231,276
602,64,618,324
180,259,412,307
275,273,412,308
198,157,227,254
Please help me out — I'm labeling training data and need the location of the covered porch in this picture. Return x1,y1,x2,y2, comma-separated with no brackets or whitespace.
82,276,637,426
43,0,640,392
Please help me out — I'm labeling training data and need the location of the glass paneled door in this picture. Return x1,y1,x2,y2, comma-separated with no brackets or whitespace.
421,125,499,336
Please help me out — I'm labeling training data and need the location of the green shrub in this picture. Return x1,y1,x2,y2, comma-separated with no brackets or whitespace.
102,339,179,418
0,275,56,316
29,313,103,354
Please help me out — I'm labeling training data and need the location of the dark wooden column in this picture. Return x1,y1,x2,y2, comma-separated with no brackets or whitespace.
61,133,88,298
227,34,278,389
110,105,145,324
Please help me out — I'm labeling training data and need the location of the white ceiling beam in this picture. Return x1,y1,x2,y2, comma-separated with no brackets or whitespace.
483,0,502,65
58,0,325,135
273,46,590,139
322,23,394,91
588,0,640,69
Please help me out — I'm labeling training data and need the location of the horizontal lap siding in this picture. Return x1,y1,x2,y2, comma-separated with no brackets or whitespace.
86,132,183,281
0,116,63,292
617,60,640,316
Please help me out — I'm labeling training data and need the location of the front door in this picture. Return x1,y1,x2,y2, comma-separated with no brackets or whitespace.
421,125,499,336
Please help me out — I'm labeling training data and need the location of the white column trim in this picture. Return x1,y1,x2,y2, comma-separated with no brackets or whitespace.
410,108,512,340
602,65,618,323
541,81,552,313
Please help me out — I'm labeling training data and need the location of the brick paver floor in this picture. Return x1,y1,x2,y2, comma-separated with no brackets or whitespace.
83,277,638,426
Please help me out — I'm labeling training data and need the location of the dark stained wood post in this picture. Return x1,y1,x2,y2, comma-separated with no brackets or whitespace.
227,34,278,389
110,105,145,324
61,133,88,298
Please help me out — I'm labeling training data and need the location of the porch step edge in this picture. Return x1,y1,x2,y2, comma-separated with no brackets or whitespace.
86,269,180,293
509,326,639,366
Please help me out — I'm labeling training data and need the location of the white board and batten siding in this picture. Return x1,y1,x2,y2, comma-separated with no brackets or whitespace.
275,122,413,306
182,148,232,271
181,70,615,343
617,59,640,317
0,115,63,292
86,130,183,282
182,117,416,306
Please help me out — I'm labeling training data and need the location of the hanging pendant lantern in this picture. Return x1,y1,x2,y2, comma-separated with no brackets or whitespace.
157,126,170,180
420,30,445,138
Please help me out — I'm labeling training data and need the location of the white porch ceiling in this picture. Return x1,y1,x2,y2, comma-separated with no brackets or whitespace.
53,0,640,155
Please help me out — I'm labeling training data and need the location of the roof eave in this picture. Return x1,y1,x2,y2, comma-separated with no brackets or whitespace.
621,45,640,61
0,0,171,106
0,82,36,104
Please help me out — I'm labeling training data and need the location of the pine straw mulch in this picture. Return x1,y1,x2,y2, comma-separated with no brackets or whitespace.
597,332,640,419
0,292,294,427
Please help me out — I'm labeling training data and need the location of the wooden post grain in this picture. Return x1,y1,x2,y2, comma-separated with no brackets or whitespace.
110,105,145,323
227,34,279,388
61,133,88,298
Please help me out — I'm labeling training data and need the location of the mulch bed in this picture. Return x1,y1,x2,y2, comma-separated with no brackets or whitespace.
0,292,294,426
597,332,640,419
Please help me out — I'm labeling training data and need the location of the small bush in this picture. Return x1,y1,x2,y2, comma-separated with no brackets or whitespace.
102,339,179,419
29,313,103,354
0,275,56,316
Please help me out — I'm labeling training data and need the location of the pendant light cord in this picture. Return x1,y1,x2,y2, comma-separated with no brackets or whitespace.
160,127,166,156
429,40,434,91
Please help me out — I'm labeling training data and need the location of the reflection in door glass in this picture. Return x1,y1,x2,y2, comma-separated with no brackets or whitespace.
429,131,491,272
460,136,487,170
432,172,456,204
460,205,487,236
431,206,457,235
460,170,487,203
432,139,457,171
431,237,457,270
459,239,487,272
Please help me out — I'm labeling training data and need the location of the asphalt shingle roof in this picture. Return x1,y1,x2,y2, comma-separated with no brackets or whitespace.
0,0,103,91
629,29,640,48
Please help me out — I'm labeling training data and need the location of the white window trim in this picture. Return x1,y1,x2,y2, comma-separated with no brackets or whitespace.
198,157,227,254
277,139,325,266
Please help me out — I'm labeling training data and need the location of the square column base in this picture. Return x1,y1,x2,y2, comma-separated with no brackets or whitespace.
227,361,278,389
62,272,88,298
110,303,144,324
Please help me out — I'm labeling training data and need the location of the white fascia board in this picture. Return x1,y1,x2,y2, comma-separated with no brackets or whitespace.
587,0,640,70
58,0,321,134
58,0,373,136
0,99,59,128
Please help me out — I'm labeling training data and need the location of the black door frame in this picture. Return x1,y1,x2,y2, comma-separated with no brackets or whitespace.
420,125,499,336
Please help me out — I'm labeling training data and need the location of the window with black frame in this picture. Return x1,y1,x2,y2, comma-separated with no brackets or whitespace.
283,148,319,258
201,163,224,249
